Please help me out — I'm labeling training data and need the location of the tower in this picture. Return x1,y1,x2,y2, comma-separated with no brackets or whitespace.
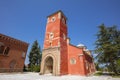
40,10,68,75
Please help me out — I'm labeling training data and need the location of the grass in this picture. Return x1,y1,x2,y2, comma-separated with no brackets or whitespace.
94,71,103,76
94,71,120,78
112,75,120,78
111,73,120,78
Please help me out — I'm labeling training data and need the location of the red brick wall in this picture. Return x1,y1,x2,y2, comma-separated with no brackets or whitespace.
0,34,28,72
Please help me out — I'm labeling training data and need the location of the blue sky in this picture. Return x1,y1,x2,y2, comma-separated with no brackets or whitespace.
0,0,120,64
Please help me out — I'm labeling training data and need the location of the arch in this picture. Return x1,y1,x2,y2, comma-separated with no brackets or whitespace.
44,56,53,74
9,60,16,69
4,47,10,55
40,53,58,75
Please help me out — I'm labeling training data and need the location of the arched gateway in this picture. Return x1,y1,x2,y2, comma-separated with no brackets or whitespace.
40,47,61,76
44,56,53,74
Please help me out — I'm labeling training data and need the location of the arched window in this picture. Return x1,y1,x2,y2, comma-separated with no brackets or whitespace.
9,60,16,69
0,46,5,54
4,47,10,55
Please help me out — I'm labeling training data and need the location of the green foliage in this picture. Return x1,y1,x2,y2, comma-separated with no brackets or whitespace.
30,65,40,72
112,75,120,78
23,65,27,72
28,40,42,72
116,59,120,73
95,62,101,71
94,71,103,76
95,24,120,74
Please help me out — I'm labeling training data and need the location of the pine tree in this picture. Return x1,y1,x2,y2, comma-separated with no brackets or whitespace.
29,40,42,71
95,24,120,74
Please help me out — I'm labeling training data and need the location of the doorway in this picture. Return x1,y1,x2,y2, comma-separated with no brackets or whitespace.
44,57,53,74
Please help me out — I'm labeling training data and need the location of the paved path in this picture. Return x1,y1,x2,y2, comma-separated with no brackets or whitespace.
0,72,119,80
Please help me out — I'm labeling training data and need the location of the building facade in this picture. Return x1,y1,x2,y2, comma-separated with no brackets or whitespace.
40,10,95,76
0,33,29,72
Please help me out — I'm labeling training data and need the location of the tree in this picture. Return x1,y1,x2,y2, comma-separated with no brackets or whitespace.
95,24,120,74
28,40,42,72
95,62,100,71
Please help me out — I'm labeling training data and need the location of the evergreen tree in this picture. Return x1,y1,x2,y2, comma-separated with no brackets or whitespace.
95,24,120,74
29,40,42,71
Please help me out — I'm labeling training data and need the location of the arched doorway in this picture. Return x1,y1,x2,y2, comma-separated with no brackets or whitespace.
9,60,16,69
44,56,53,74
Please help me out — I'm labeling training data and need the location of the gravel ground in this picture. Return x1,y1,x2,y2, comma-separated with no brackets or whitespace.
0,72,119,80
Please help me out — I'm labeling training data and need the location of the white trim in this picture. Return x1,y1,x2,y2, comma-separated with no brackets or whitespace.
46,37,60,41
78,54,84,56
47,17,49,23
58,12,61,19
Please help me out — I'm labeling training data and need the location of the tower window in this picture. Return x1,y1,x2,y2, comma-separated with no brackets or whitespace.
62,18,66,24
49,32,54,39
51,17,56,22
50,42,52,46
63,33,66,40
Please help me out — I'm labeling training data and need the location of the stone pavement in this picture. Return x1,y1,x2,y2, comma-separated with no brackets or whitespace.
0,72,119,80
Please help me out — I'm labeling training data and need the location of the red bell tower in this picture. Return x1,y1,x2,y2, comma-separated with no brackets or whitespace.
40,10,68,75
43,10,67,49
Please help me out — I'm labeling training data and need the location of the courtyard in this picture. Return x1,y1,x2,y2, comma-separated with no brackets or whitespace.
0,72,119,80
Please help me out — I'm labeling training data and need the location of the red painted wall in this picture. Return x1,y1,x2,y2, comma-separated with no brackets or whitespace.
60,38,68,75
44,13,60,49
68,44,86,75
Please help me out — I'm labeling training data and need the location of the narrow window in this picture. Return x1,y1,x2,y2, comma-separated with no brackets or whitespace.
4,47,10,55
0,46,5,54
50,42,52,47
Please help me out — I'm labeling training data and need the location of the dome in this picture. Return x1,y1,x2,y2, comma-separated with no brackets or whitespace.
84,49,89,51
77,43,85,47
